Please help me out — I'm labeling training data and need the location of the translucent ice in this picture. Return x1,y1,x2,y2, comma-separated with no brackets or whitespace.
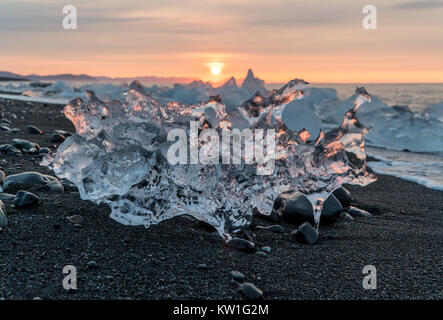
43,80,376,238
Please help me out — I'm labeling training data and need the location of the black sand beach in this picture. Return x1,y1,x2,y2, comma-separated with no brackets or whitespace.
0,98,442,300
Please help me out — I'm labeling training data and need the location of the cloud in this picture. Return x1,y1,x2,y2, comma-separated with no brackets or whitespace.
392,0,443,10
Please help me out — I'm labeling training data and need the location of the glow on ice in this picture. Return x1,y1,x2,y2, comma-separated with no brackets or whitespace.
43,79,377,239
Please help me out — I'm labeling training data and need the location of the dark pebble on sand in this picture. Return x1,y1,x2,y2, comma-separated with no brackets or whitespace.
347,206,372,218
67,215,84,225
197,263,208,270
336,212,354,222
229,271,245,281
225,238,256,253
333,187,352,206
87,261,98,269
38,147,50,155
14,190,39,208
50,133,66,143
0,200,7,228
255,224,284,233
0,170,4,183
253,208,281,223
291,222,318,245
27,125,43,135
240,282,263,299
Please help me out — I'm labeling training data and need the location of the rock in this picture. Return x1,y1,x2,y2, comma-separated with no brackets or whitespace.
225,238,256,253
240,282,263,300
321,194,343,224
333,187,352,206
197,263,208,270
261,246,271,254
11,139,40,153
0,144,22,155
0,125,10,131
291,222,318,244
87,261,98,269
38,147,50,155
255,251,267,257
27,125,43,135
229,270,245,281
67,215,84,225
279,191,342,225
14,190,39,207
347,206,372,218
3,172,64,193
0,170,4,183
336,212,354,222
0,193,16,202
255,224,284,233
280,191,312,222
253,208,281,223
50,133,66,143
0,200,7,228
54,130,72,137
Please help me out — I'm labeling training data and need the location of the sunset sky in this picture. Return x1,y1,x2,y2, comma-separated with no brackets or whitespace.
1,0,442,83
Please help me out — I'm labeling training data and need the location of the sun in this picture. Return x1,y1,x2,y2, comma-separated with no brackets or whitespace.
207,62,224,76
211,65,221,76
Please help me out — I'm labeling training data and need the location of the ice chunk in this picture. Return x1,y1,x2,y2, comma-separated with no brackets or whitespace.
43,81,376,238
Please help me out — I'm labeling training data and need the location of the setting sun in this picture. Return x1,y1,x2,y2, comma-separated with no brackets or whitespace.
211,65,221,76
207,62,224,76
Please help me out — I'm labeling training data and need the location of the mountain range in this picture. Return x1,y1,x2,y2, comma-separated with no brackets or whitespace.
0,71,200,85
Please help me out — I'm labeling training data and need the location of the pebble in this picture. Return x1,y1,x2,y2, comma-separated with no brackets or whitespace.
333,187,352,206
240,282,263,299
291,222,318,245
253,208,281,223
255,224,284,233
337,212,354,222
0,170,4,183
0,193,15,202
11,139,40,153
67,215,84,225
50,133,66,143
0,144,22,155
225,238,256,253
27,125,43,135
3,172,64,193
261,246,271,254
280,191,342,225
87,261,98,269
38,147,50,155
255,251,267,257
197,263,208,270
347,206,372,218
14,190,39,207
0,200,7,228
229,270,245,281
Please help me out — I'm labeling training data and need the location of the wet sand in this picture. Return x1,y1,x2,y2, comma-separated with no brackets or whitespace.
0,98,442,300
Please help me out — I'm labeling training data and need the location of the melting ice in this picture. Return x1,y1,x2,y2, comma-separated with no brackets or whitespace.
43,79,377,238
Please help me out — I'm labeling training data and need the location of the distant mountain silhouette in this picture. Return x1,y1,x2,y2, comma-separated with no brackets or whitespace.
0,70,199,85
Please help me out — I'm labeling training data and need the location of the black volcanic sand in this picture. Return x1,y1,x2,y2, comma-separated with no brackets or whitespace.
0,98,442,300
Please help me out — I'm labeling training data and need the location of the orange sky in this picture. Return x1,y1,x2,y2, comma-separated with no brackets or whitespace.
1,0,443,83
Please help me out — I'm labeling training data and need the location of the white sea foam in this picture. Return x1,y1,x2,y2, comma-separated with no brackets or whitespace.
367,147,443,191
